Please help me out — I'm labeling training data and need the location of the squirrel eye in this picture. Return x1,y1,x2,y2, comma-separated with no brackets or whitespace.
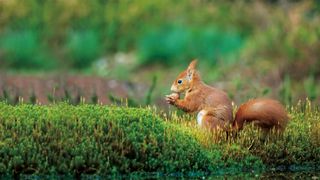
177,79,182,84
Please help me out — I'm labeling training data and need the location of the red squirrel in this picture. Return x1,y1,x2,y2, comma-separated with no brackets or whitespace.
165,60,289,133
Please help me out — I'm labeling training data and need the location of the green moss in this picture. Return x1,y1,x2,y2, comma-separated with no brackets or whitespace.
0,102,319,177
0,103,211,175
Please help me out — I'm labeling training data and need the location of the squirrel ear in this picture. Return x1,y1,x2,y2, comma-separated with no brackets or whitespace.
186,59,197,81
187,59,198,70
187,69,194,81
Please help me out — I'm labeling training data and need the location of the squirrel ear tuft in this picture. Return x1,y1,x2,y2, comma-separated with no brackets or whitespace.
187,59,198,70
187,69,194,81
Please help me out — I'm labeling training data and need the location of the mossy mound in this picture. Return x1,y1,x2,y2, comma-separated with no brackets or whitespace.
0,103,263,176
1,102,319,177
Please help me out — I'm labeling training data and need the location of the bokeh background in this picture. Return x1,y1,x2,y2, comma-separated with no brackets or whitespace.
0,0,319,108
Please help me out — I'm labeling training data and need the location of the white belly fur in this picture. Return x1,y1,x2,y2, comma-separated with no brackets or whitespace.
197,110,207,126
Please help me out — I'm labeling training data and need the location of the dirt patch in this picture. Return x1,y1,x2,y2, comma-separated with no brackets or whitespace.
0,75,147,105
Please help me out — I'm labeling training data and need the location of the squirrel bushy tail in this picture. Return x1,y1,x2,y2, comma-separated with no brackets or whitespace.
232,98,289,132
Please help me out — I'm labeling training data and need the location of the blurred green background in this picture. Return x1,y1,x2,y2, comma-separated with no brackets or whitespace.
0,0,319,107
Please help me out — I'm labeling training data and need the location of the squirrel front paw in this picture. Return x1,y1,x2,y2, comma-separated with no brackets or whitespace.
165,93,179,105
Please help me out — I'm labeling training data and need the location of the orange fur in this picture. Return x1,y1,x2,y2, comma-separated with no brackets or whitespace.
166,60,233,130
233,98,289,132
166,60,290,132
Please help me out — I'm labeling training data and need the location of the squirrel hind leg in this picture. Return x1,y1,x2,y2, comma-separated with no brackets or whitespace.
200,113,228,131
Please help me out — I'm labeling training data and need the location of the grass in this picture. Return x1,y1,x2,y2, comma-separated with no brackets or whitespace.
0,100,319,178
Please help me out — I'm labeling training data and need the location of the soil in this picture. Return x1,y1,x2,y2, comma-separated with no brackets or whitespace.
0,75,147,105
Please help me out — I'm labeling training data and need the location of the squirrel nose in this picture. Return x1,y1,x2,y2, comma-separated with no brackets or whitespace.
171,85,177,92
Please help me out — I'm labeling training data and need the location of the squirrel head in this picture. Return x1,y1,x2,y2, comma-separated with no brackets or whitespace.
170,60,200,93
